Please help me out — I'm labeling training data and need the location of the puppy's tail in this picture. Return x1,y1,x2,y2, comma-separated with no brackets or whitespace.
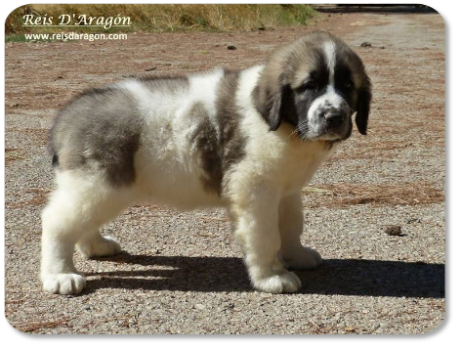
51,153,59,167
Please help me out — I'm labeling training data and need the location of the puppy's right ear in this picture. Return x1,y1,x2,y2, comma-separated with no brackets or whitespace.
252,73,293,131
355,76,372,135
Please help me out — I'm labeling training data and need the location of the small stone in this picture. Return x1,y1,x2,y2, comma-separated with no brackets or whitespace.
259,292,272,298
227,45,237,50
223,303,234,310
383,225,403,236
194,304,205,310
361,42,372,47
345,326,355,332
407,217,422,224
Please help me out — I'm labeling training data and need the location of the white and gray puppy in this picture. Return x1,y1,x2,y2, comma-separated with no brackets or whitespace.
41,31,371,295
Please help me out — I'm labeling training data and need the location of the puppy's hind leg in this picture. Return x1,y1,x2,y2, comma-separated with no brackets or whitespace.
41,171,132,295
76,231,122,259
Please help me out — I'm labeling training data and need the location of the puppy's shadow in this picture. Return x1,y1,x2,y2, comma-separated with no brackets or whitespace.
86,253,250,293
85,254,444,298
86,253,445,298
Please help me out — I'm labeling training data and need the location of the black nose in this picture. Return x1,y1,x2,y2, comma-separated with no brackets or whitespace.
325,111,344,127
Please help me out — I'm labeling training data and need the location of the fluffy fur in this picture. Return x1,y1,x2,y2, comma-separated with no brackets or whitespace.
41,31,371,295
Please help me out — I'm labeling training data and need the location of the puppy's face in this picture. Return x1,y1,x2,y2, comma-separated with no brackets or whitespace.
253,31,372,141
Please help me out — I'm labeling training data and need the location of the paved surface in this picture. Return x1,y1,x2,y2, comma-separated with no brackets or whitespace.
5,11,445,334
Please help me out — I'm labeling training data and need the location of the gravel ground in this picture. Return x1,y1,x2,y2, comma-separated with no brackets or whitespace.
4,10,445,334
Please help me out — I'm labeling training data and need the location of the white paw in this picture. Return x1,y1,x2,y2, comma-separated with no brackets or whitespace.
281,246,322,270
77,235,122,258
252,270,302,293
42,273,86,295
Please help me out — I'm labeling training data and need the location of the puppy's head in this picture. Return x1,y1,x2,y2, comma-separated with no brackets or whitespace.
253,31,372,141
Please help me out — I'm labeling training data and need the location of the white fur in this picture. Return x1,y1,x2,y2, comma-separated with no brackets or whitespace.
323,41,336,85
41,171,134,294
41,65,334,295
308,86,348,118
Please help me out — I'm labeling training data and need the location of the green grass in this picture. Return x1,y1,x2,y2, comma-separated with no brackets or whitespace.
5,34,28,43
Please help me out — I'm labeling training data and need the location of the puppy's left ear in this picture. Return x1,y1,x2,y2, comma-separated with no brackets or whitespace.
355,78,372,135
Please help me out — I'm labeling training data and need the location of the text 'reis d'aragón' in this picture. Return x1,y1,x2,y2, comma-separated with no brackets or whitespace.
22,14,131,30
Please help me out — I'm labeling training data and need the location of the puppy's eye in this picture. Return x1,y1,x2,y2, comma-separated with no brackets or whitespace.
299,80,318,92
343,80,354,89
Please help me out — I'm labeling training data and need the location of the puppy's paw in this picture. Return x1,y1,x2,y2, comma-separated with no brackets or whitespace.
252,270,301,293
78,235,122,259
42,273,86,295
281,246,322,270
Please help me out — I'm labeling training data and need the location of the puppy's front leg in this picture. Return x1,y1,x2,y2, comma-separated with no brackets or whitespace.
278,193,322,269
230,187,301,293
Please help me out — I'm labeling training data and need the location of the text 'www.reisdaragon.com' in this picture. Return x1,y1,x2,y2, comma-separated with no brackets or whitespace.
24,32,128,42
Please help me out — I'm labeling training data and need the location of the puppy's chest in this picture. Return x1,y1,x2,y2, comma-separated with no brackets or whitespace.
279,144,331,194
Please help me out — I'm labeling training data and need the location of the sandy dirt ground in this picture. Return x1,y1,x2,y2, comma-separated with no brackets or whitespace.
4,10,445,334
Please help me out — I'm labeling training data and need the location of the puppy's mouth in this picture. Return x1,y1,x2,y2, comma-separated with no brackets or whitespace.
298,124,351,142
321,114,353,141
323,127,349,140
312,133,344,142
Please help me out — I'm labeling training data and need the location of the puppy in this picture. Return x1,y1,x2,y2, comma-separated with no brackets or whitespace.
41,31,371,295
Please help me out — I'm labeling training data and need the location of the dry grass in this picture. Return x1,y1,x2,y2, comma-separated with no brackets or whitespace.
8,128,49,145
25,188,50,206
5,148,25,165
329,140,415,161
303,182,444,208
12,317,70,333
7,188,50,209
6,4,315,34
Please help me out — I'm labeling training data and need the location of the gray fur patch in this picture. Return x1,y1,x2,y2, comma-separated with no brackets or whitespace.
190,103,223,195
188,70,247,196
51,86,143,187
137,75,189,94
215,70,247,185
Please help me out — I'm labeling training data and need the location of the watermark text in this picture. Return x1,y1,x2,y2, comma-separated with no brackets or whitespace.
22,14,131,30
24,32,128,42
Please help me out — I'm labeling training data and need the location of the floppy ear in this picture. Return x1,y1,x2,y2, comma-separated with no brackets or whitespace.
252,75,295,131
355,80,372,135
